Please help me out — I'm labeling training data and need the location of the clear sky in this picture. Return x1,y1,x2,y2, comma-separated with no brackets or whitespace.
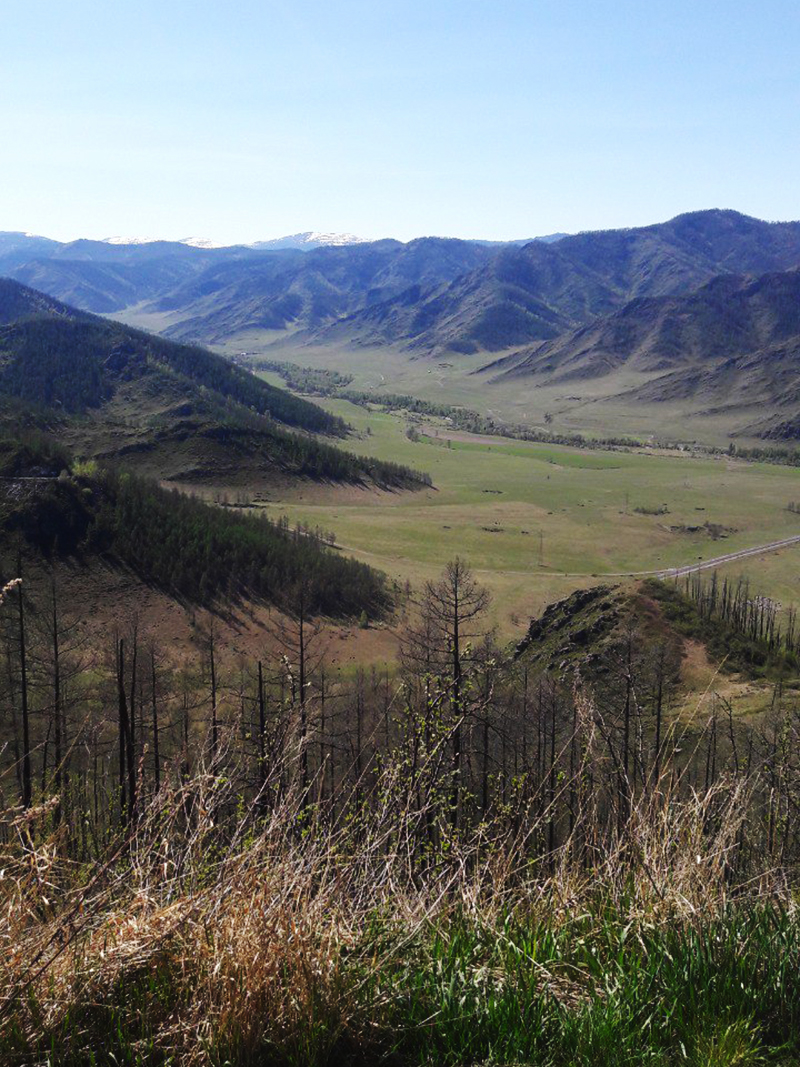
2,0,799,244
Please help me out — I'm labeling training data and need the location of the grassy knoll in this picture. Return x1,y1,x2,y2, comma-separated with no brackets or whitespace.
241,396,800,636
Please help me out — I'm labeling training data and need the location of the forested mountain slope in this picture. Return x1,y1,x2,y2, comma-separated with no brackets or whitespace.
0,279,345,430
0,435,389,617
0,280,429,488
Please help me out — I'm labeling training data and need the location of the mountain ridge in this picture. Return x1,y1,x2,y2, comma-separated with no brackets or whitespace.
8,210,799,352
4,210,800,441
305,209,800,356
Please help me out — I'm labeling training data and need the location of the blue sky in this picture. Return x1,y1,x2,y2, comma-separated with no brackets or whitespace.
2,0,799,243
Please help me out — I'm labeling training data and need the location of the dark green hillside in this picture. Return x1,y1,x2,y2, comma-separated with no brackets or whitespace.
141,331,345,434
0,279,346,433
0,318,114,411
0,438,388,617
0,277,87,324
0,279,430,488
0,353,426,488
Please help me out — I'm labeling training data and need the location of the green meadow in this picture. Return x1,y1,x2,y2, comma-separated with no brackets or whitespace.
252,393,800,633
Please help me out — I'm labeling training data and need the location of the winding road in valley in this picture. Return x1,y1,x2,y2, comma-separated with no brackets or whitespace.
609,534,800,580
330,533,800,582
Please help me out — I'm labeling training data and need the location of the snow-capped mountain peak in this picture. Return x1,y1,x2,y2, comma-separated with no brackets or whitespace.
305,231,368,246
101,235,228,248
247,231,371,252
102,236,162,245
96,232,370,251
177,237,228,249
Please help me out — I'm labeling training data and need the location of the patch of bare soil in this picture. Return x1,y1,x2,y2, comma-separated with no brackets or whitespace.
677,638,774,722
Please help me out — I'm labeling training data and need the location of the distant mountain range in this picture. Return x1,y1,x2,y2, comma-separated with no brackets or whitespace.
320,210,800,356
3,209,800,440
5,210,800,351
0,227,574,328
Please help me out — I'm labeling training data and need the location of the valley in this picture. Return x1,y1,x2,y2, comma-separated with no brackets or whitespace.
7,209,800,450
218,333,783,447
10,3,800,1061
4,215,800,1066
213,392,800,637
3,218,800,670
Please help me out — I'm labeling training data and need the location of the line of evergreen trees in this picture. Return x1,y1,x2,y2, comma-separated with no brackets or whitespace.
0,441,391,617
136,327,348,434
178,406,432,486
246,358,354,393
254,357,639,449
0,313,347,435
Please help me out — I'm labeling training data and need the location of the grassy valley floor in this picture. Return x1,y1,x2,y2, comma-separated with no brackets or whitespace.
215,394,800,641
210,334,780,448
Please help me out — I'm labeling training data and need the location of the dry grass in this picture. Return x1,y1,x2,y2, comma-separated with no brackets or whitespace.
2,731,798,1067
